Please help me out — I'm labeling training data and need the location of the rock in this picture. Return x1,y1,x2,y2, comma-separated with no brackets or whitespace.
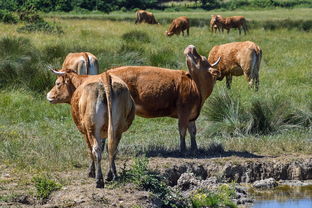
176,172,199,191
253,178,278,189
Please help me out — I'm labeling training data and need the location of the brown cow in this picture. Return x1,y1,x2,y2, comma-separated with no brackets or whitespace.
211,15,248,35
108,45,220,152
208,41,262,91
62,52,99,75
210,15,221,33
46,69,135,188
166,16,190,36
135,10,159,24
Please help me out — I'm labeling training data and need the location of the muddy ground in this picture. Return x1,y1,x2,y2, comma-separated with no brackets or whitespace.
1,154,312,208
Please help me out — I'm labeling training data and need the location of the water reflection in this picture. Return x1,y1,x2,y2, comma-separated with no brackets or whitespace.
251,185,312,208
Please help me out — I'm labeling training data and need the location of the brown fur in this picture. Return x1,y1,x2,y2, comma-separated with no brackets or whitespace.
135,10,158,24
211,15,248,35
166,16,190,36
208,41,262,90
47,69,135,188
108,45,221,152
62,52,99,75
210,15,222,33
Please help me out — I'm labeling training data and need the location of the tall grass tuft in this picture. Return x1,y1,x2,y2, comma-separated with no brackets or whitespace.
204,91,310,136
121,30,150,43
204,90,246,136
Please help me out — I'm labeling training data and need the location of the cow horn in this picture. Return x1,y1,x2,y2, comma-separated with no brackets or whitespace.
48,66,66,76
211,57,221,67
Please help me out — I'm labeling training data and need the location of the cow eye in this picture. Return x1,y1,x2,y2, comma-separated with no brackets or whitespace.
56,82,61,86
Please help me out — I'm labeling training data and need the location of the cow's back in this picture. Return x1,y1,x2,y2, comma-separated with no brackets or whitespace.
208,41,260,76
108,66,199,118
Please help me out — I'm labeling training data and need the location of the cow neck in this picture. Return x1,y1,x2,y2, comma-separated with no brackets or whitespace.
68,73,87,89
189,69,215,106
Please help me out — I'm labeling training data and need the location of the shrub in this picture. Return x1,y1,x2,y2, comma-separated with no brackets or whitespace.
113,157,189,207
191,185,237,208
17,20,64,34
32,175,61,200
0,10,18,24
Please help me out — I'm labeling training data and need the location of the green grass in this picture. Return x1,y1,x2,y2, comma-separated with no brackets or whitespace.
0,8,311,174
32,175,61,200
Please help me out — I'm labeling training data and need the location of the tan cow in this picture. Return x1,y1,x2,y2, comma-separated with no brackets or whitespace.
208,41,262,91
47,69,135,188
210,15,222,33
108,45,220,153
166,16,190,36
62,52,99,75
211,15,248,35
135,10,159,24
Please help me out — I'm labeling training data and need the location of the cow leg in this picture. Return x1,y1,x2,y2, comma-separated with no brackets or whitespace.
83,134,95,178
106,132,120,181
188,121,197,152
227,29,230,34
88,161,95,178
89,131,104,188
187,28,189,36
88,138,105,179
178,116,188,153
182,30,184,36
226,75,232,89
238,27,241,35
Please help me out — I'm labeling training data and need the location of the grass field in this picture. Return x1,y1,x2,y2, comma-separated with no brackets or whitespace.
0,8,311,175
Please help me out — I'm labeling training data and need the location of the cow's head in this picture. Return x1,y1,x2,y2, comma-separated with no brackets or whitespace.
46,68,77,104
165,30,174,36
184,45,221,79
211,15,222,24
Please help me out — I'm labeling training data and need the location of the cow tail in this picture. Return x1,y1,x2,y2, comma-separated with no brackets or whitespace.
82,52,90,74
251,46,262,91
101,72,114,149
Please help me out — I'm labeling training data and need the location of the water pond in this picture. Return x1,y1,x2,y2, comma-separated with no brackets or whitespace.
251,185,312,208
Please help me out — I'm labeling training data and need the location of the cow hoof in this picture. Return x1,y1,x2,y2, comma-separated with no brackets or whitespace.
105,172,114,182
96,180,104,188
88,171,95,178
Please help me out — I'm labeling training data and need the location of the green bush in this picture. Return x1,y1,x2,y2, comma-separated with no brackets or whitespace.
0,10,18,24
113,157,189,207
17,20,64,34
191,185,237,208
32,175,61,200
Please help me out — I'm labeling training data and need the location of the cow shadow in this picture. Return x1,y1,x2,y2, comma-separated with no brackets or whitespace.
139,143,264,159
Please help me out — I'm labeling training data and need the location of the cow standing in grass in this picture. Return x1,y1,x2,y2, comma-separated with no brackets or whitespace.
62,52,99,75
208,41,262,91
210,15,221,33
135,10,159,24
47,69,135,188
108,45,220,153
166,16,190,36
211,15,248,35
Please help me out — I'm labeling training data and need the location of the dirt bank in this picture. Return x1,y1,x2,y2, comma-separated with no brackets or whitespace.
1,154,312,207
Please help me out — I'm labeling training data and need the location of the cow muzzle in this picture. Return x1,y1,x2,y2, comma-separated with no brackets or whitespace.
46,92,56,104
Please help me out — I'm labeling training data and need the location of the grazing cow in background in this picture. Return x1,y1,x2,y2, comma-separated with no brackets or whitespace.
135,10,159,24
108,45,221,153
211,15,248,35
47,69,135,188
166,16,190,36
208,41,262,91
210,15,221,33
62,52,99,75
